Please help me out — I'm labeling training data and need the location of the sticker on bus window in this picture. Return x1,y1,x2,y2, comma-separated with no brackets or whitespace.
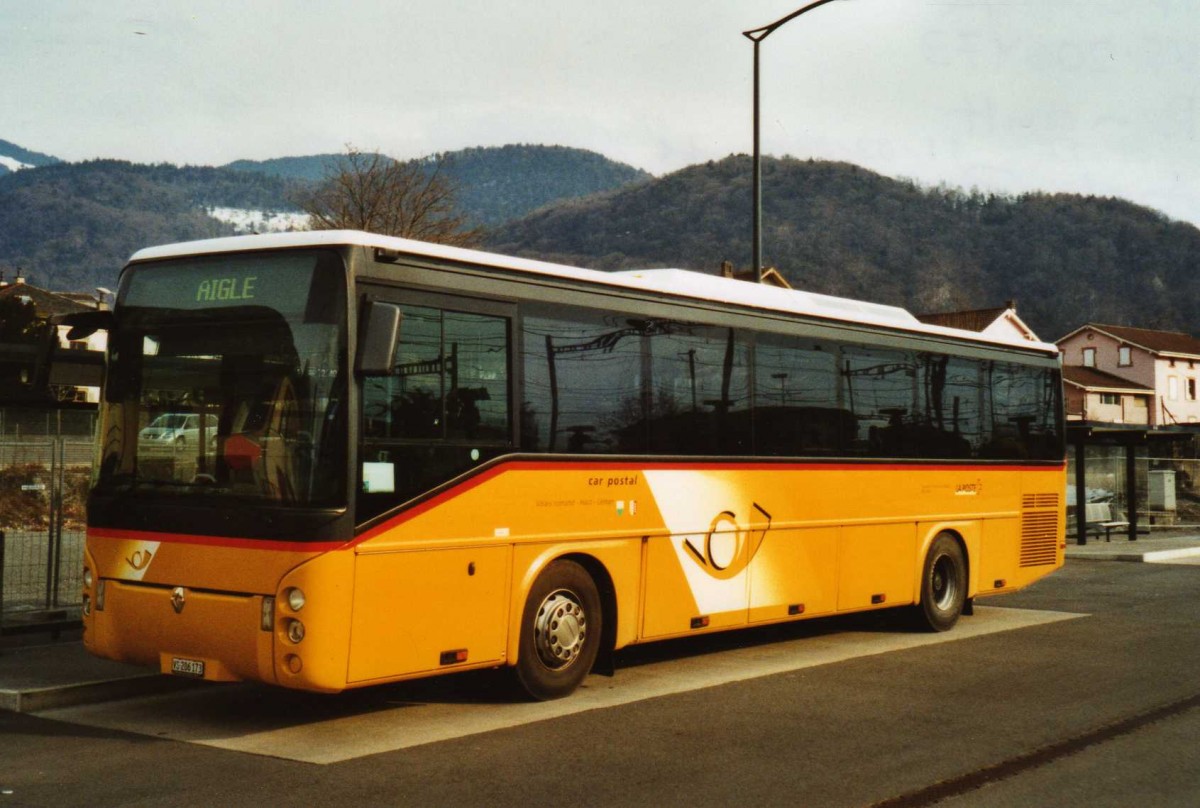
362,462,395,493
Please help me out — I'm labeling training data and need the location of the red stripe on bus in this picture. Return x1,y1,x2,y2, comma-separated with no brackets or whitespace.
89,459,1065,552
87,526,345,553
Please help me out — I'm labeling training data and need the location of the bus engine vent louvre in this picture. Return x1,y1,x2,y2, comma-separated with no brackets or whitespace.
1021,493,1060,510
1019,493,1060,567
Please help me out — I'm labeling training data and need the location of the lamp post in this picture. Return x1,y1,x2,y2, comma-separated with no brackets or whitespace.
744,0,845,280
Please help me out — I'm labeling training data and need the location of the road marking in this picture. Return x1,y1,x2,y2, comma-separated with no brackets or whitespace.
40,606,1082,764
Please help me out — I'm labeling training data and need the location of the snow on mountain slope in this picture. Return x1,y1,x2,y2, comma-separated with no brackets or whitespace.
0,155,34,172
206,206,310,233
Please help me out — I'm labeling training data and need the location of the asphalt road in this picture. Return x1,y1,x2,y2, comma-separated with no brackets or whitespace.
2,559,1197,807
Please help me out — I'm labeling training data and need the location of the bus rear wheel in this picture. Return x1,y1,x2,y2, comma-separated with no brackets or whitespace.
914,533,966,632
515,559,601,700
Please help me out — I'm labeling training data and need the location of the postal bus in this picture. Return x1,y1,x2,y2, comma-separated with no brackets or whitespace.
67,230,1065,699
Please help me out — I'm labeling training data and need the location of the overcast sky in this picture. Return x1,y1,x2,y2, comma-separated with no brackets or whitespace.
3,1,1197,225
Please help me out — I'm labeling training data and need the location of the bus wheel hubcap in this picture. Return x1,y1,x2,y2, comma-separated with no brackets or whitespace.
932,555,957,610
534,589,587,670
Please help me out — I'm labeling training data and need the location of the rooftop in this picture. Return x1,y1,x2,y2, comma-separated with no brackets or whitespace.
129,231,1060,355
1062,365,1153,392
1062,323,1200,358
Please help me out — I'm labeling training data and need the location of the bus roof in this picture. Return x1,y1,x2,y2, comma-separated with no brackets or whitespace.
128,230,1059,355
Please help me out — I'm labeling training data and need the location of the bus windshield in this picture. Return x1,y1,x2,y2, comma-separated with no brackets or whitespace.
96,249,348,508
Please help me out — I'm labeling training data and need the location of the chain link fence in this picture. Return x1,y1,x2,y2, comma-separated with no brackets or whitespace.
1,407,95,627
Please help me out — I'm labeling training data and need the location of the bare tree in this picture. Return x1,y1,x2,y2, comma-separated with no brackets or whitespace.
296,146,482,247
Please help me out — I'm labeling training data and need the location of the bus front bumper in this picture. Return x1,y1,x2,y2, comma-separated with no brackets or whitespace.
85,579,277,685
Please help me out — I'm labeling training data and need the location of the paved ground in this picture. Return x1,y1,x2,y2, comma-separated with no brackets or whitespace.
4,530,1195,716
0,553,1197,807
32,606,1083,764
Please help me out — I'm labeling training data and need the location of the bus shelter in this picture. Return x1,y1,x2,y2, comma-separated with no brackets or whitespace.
1068,423,1200,545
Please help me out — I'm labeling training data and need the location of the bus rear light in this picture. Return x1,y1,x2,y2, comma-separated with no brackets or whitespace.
261,597,276,631
285,587,306,612
788,604,805,616
994,579,1007,588
439,649,469,665
690,616,710,629
871,594,886,604
286,619,305,644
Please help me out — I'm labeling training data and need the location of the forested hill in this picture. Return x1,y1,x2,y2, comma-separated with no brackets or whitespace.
431,145,650,225
222,153,343,182
0,146,649,291
3,147,1197,341
0,160,298,291
487,155,1200,340
226,144,651,225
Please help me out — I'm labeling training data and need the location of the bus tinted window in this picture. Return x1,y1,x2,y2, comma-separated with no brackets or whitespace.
362,305,509,442
984,362,1062,460
644,323,751,455
97,250,347,509
359,303,511,521
925,355,986,457
521,307,647,453
522,309,751,456
520,306,1063,463
755,335,848,456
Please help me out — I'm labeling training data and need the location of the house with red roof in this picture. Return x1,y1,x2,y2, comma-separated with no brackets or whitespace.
1058,324,1200,427
1060,366,1153,424
916,301,1040,345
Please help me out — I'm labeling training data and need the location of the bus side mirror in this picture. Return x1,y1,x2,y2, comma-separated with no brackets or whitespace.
55,309,114,341
30,310,112,391
356,301,401,376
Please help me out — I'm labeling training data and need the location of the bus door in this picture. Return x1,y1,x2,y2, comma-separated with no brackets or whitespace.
349,286,516,680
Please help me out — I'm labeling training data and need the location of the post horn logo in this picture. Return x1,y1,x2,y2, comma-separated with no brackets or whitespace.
126,549,153,571
683,502,773,580
170,587,186,614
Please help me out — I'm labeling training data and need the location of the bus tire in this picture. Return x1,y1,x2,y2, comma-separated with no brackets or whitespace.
515,559,602,700
914,533,966,632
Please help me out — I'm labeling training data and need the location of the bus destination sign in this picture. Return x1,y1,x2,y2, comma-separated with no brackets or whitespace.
196,276,257,303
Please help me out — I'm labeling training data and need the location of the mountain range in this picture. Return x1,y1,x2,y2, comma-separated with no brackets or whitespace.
0,139,60,174
1,137,1198,340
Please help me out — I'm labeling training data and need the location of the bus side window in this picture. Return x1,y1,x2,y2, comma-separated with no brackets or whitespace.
358,302,511,522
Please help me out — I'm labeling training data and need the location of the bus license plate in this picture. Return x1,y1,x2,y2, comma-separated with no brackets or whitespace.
170,657,205,678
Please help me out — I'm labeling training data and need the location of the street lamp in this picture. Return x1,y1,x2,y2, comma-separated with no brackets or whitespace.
744,0,847,280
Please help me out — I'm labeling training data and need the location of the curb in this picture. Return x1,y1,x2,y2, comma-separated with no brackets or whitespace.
1066,546,1200,563
0,673,195,714
1142,547,1200,562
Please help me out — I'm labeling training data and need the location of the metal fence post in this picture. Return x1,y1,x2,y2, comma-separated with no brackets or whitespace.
1,529,6,625
43,439,56,611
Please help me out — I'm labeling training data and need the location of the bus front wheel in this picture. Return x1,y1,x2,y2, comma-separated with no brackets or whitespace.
515,559,602,700
914,533,966,632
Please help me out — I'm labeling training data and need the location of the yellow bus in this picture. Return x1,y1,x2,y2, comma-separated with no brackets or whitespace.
70,231,1065,699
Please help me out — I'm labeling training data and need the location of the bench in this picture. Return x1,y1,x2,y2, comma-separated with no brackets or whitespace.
1085,502,1129,542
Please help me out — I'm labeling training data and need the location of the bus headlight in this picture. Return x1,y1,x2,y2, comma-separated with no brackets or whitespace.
83,567,93,589
82,595,92,617
286,619,305,644
285,587,306,612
